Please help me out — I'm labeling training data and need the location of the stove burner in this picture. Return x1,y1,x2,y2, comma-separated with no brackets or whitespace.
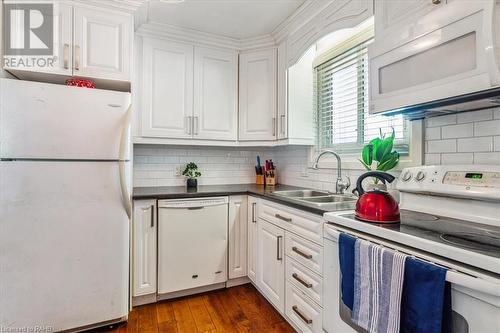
402,211,439,222
440,233,500,252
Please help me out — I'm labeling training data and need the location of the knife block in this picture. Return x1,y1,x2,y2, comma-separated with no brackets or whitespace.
265,170,277,186
256,174,265,185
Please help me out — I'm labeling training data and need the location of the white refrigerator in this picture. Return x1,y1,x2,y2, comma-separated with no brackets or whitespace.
0,79,132,332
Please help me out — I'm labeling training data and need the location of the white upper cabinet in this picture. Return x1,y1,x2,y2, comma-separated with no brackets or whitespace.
73,7,132,81
3,3,132,83
132,200,157,297
239,48,277,141
141,38,194,138
228,196,248,279
194,47,238,141
374,0,444,45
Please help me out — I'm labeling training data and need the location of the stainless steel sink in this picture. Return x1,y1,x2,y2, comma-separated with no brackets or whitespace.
271,190,330,198
271,189,357,210
299,195,357,204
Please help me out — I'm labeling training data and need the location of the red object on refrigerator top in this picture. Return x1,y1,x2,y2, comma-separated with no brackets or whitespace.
354,171,400,224
65,78,96,88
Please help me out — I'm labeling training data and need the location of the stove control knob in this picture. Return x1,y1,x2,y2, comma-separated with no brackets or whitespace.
416,171,426,182
402,171,412,182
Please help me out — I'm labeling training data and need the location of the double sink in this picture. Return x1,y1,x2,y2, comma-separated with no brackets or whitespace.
270,189,357,211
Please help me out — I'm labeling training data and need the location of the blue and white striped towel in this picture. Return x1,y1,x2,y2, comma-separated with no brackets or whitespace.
352,239,407,333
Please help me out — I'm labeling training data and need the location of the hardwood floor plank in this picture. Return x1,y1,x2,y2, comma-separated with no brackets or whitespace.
172,299,198,333
84,284,296,333
187,295,216,333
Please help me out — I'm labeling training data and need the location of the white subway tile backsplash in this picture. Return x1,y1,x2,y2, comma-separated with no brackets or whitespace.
494,136,500,152
426,115,457,127
457,109,493,123
441,123,473,139
427,139,456,153
441,153,473,165
474,152,500,164
425,127,441,140
424,154,441,165
457,137,493,152
474,120,500,136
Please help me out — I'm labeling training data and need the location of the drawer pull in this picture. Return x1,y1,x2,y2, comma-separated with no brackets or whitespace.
292,305,313,324
292,246,313,259
292,273,313,288
275,213,292,222
277,235,283,261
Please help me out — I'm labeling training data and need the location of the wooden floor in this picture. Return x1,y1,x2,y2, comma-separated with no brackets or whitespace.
88,284,296,333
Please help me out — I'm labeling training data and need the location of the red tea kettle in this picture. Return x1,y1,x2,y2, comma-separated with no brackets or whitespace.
355,171,400,224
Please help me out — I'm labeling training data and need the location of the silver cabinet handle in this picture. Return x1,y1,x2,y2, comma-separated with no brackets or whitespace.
277,235,283,261
292,273,313,288
63,43,69,69
186,116,192,135
432,0,441,4
292,305,312,324
74,45,80,70
194,116,199,135
280,114,286,135
272,117,276,137
150,204,154,228
292,246,313,259
275,213,292,222
252,202,257,223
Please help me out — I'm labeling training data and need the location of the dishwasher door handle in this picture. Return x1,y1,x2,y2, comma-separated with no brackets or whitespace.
187,206,204,210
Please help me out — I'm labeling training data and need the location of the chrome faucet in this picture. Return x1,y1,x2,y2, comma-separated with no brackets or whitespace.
312,150,350,194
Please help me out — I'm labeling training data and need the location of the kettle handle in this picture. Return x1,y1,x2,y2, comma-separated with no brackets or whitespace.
356,171,396,196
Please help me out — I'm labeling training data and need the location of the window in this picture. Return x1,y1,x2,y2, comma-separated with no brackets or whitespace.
315,35,409,155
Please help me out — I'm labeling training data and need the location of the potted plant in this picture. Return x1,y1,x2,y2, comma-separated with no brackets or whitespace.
359,128,400,191
182,162,202,188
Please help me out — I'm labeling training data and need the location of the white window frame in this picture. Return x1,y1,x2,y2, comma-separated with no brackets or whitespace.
310,25,423,171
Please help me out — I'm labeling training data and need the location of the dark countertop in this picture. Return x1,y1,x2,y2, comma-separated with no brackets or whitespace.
133,184,356,215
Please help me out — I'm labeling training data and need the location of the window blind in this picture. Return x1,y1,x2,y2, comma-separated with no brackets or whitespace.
315,39,409,154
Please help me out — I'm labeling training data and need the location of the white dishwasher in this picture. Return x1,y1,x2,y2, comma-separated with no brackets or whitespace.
157,197,228,295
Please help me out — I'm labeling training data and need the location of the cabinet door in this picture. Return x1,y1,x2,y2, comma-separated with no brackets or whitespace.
228,196,248,279
73,6,132,81
132,200,157,296
277,41,288,140
375,0,444,40
194,47,238,141
257,219,285,313
4,3,72,75
247,196,259,283
239,49,277,141
141,38,194,138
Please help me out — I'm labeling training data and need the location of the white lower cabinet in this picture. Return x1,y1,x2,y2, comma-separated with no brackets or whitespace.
247,196,259,283
132,200,157,297
228,196,248,279
257,218,285,313
285,282,323,333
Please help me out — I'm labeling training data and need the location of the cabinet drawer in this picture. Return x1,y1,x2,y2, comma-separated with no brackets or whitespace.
285,231,323,275
258,199,323,244
285,282,322,333
285,257,322,305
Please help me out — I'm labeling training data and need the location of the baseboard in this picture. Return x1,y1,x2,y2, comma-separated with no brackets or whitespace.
132,293,157,306
157,282,226,301
226,276,251,287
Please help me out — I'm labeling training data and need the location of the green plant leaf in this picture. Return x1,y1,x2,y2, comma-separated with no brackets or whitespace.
375,133,394,162
369,137,382,161
358,159,372,171
377,152,399,171
361,144,373,166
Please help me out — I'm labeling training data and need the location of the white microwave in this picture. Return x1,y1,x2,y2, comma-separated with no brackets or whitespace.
369,0,500,117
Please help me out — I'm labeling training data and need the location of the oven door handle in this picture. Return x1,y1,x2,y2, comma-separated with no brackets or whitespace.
446,271,500,297
325,225,500,298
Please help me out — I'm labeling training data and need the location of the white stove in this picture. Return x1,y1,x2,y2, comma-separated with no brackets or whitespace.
323,165,500,333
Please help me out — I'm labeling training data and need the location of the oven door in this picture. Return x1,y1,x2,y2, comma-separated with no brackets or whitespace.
323,225,500,333
369,0,498,115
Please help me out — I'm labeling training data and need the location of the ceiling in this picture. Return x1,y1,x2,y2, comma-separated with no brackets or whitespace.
147,0,306,39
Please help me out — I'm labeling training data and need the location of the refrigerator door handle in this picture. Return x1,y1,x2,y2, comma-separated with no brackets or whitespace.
119,104,133,219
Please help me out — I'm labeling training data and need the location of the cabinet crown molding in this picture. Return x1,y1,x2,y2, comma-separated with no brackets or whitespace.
137,21,276,51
